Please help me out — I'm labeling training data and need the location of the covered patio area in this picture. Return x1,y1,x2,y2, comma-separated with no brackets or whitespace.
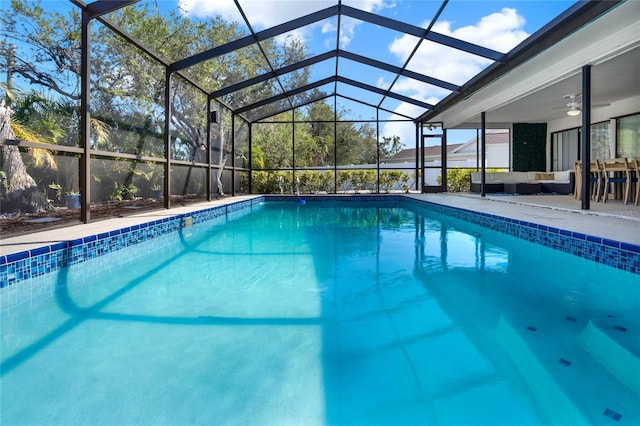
476,193,640,221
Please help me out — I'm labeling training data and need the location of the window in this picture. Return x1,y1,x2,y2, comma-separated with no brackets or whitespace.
552,121,614,170
551,128,579,171
590,121,611,160
617,113,640,158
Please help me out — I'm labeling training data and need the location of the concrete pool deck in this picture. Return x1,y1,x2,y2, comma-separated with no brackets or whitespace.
1,193,639,257
409,193,640,245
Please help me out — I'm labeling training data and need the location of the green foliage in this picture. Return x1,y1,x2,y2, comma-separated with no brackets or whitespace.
251,103,391,170
0,171,9,196
336,121,377,165
297,170,334,193
380,170,409,193
2,0,409,201
2,0,309,161
336,170,351,192
48,183,63,201
110,183,138,201
379,135,403,159
251,171,285,194
350,170,377,192
1,1,81,100
251,119,293,169
437,168,506,192
439,168,473,192
248,168,412,195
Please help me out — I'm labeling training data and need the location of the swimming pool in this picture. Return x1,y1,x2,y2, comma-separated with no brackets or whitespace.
1,197,639,425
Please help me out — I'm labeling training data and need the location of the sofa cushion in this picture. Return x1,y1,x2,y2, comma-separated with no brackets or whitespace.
505,172,522,182
488,173,508,182
527,171,540,181
553,170,571,182
470,170,573,185
508,171,534,182
535,172,555,180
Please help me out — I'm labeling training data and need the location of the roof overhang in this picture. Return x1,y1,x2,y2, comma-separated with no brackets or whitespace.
418,0,640,128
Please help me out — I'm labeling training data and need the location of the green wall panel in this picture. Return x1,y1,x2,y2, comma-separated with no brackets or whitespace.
513,123,547,171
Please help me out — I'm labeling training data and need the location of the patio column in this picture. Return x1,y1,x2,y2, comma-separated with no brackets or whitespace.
206,101,212,201
333,96,338,194
442,126,447,192
248,122,253,193
420,123,425,192
80,9,91,223
376,108,380,194
231,112,236,197
164,70,172,209
481,112,486,197
291,109,295,194
581,65,591,210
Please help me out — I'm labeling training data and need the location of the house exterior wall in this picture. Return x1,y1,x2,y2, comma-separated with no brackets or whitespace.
545,94,640,170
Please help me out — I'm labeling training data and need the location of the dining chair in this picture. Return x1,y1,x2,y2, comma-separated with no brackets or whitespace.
633,157,640,206
574,160,603,201
573,161,581,200
602,158,632,204
590,160,603,202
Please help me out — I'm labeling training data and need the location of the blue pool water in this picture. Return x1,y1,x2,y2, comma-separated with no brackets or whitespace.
1,200,639,425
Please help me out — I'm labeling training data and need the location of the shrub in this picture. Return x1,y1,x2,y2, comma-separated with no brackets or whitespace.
350,170,376,192
437,168,506,192
380,170,400,192
444,168,473,192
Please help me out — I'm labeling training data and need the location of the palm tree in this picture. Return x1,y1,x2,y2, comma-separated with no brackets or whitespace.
0,98,52,214
1,87,111,214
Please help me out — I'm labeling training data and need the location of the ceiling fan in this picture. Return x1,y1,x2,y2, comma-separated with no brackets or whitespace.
564,94,581,116
553,94,611,116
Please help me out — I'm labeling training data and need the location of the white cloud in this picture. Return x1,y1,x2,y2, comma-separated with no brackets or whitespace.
386,7,529,135
178,1,528,139
179,0,335,46
178,0,238,21
179,0,394,48
454,8,527,52
179,0,330,27
381,95,439,147
380,121,415,150
338,1,390,47
393,77,451,100
343,0,389,12
376,77,390,90
389,8,527,85
338,16,361,48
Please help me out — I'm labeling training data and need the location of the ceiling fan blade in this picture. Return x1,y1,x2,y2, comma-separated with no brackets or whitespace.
548,102,611,112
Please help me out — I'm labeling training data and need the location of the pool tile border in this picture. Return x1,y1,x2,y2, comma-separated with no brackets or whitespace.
0,197,260,288
1,195,638,288
403,196,640,275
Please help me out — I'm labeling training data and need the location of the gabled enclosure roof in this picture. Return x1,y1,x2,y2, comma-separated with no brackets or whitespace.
79,0,619,124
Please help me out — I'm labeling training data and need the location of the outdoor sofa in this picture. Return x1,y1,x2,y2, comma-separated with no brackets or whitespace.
470,170,575,195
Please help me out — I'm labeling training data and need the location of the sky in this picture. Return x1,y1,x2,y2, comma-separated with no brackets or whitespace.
2,0,577,148
176,0,577,146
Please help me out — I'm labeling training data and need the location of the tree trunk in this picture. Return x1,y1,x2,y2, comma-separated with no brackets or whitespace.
215,122,228,196
0,102,52,214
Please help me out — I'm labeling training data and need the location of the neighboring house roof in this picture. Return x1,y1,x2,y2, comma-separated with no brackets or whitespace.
387,144,462,163
385,129,509,162
452,129,509,154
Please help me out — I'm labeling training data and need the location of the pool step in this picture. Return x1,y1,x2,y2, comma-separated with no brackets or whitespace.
495,315,589,425
577,320,640,398
495,314,640,425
